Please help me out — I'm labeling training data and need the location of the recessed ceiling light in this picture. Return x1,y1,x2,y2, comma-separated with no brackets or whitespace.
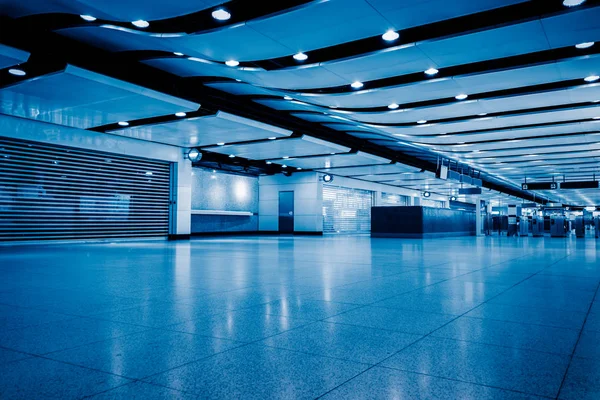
212,9,231,21
225,60,239,67
388,103,400,109
455,93,468,100
175,112,186,117
235,79,242,82
282,156,289,159
593,116,600,120
293,52,308,61
131,20,149,28
478,113,488,116
266,161,272,165
576,42,595,49
382,30,399,41
228,154,235,158
173,52,184,56
424,68,439,76
80,15,96,22
351,81,364,89
283,96,293,100
297,167,302,170
563,0,586,6
217,142,225,146
417,120,427,124
8,68,26,76
584,75,600,82
268,137,277,140
282,165,287,168
117,121,129,126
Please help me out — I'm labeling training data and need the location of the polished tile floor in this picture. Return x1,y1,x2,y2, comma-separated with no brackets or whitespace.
1,236,599,399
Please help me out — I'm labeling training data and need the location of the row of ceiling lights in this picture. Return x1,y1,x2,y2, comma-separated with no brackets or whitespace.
78,7,232,28
116,111,188,127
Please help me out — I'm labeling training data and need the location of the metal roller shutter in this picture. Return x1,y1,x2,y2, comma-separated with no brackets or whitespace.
0,136,172,241
323,185,373,234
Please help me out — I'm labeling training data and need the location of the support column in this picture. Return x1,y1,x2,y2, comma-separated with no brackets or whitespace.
476,198,484,237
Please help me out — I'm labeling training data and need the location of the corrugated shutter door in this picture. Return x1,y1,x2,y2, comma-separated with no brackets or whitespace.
0,136,171,241
323,185,373,234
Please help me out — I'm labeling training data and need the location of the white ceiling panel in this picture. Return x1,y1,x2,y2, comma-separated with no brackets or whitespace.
205,82,281,97
269,151,390,169
0,43,29,70
316,163,419,176
417,20,550,67
206,135,351,160
107,111,292,147
542,6,600,49
254,99,320,112
248,0,389,54
369,0,528,30
0,65,198,129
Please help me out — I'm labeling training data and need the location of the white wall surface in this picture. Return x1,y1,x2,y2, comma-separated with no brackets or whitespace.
0,114,192,235
259,172,323,232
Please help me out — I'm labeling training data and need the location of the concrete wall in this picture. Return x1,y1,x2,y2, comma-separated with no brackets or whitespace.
0,114,192,236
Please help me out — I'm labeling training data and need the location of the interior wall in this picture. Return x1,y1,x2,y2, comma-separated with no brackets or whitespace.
190,168,259,233
258,172,323,232
0,114,192,236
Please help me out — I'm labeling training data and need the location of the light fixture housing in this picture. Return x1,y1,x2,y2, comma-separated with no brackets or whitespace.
450,196,457,201
575,42,594,49
382,30,399,41
187,148,202,162
217,142,225,146
173,52,184,56
351,81,364,89
131,20,150,28
117,121,129,126
283,96,293,100
423,191,431,198
225,60,239,67
293,52,308,61
8,68,26,76
175,112,186,117
228,154,235,158
388,103,400,109
80,15,97,21
563,0,586,6
584,75,600,82
322,174,333,183
424,67,439,76
417,120,427,124
455,93,468,100
212,9,231,20
268,137,277,140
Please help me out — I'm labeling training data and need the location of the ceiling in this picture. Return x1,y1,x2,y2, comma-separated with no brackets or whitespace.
1,0,599,206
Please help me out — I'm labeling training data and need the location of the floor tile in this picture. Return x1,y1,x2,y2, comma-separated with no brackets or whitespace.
0,304,75,331
382,336,570,397
147,343,369,399
374,292,483,315
166,310,311,342
325,306,456,335
574,330,600,359
47,329,241,379
322,366,544,399
89,381,199,399
0,347,31,365
559,357,600,400
465,303,587,330
583,312,600,333
246,298,360,321
0,317,148,355
0,356,131,399
262,321,421,364
432,316,580,355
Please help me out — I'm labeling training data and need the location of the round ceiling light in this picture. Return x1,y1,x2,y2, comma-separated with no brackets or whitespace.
131,20,150,28
388,103,400,109
382,30,399,41
117,121,129,126
175,112,187,117
455,93,468,100
225,60,239,67
293,52,308,61
212,9,231,21
283,96,293,100
563,0,586,6
424,67,439,76
173,52,184,56
351,81,364,89
575,42,594,49
8,68,26,76
417,120,428,124
584,75,600,82
80,15,97,21
323,174,333,183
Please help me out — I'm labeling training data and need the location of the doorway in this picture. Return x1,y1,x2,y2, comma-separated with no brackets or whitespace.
278,191,294,233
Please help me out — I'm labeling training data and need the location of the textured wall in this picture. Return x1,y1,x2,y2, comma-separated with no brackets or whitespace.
190,168,258,233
